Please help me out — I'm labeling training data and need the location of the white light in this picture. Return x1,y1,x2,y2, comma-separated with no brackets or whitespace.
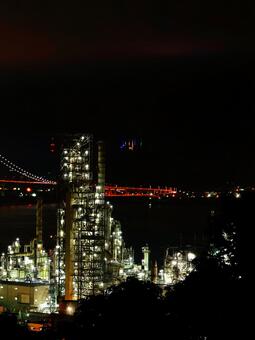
187,252,196,261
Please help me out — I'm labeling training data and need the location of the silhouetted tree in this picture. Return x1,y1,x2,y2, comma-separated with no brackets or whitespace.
74,278,163,338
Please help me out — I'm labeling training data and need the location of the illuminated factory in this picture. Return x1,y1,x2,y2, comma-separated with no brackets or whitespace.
0,133,196,315
55,134,135,303
0,199,52,313
161,248,196,285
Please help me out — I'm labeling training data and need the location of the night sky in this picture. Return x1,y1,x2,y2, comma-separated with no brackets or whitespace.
0,1,254,190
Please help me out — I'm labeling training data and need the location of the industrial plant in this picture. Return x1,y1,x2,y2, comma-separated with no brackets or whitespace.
0,134,196,316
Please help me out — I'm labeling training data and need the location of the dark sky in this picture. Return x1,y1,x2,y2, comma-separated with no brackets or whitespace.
0,1,254,190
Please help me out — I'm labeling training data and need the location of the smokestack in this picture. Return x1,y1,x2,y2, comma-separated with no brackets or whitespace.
35,198,43,279
151,261,158,284
36,198,43,246
97,141,105,194
65,190,74,300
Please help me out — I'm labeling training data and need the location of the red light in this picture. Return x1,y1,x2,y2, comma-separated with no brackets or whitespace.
26,187,32,192
50,143,56,153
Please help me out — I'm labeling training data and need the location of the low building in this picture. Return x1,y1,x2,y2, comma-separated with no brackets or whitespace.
0,280,50,313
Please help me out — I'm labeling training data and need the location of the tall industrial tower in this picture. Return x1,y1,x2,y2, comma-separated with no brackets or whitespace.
56,134,107,300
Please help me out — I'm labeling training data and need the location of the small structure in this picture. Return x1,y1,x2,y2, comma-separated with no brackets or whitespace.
0,280,49,313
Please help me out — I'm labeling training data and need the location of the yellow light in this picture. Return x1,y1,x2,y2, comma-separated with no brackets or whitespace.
66,305,74,315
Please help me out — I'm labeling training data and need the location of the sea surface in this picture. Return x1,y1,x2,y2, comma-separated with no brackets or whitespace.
0,198,219,266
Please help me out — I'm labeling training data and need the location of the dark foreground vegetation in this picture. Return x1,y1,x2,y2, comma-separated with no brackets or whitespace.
1,193,252,339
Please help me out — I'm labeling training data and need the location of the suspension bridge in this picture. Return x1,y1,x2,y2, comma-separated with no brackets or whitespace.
0,153,177,198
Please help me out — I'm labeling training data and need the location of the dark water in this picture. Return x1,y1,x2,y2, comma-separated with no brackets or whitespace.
0,199,219,265
0,204,57,254
112,198,218,263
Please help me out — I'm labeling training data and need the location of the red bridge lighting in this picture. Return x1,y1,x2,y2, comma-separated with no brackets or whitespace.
105,186,177,198
0,180,177,198
0,179,57,185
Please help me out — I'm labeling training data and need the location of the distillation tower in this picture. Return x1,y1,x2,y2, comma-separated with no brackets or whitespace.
55,134,124,301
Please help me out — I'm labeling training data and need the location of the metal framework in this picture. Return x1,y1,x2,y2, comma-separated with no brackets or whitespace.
56,134,105,300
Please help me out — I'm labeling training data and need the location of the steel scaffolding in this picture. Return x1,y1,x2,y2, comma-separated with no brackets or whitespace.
57,134,105,299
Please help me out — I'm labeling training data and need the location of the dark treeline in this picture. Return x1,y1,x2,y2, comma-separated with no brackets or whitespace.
1,192,252,339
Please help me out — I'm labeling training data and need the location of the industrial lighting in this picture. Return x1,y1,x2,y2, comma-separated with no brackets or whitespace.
66,305,74,315
187,252,196,261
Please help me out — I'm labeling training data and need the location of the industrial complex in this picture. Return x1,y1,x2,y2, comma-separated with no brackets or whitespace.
0,134,196,316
